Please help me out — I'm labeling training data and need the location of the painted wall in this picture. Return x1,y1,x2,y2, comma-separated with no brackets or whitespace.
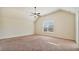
78,11,79,45
0,8,34,39
35,10,75,40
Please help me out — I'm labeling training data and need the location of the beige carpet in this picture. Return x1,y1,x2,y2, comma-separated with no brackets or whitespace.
0,35,78,51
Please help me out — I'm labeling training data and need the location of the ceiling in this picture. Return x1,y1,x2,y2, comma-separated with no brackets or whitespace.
16,7,79,15
0,7,79,21
22,7,79,21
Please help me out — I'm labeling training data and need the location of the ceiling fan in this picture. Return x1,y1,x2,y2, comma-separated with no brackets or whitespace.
31,7,40,17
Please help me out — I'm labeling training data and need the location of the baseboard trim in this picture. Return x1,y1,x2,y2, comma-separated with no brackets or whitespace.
34,34,75,42
0,34,75,42
0,34,34,40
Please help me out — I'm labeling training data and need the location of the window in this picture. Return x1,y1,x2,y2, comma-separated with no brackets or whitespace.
43,20,54,32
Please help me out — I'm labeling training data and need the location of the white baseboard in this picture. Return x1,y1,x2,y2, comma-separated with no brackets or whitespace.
0,33,34,39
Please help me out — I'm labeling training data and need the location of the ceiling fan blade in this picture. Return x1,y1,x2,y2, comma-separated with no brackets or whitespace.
37,13,40,14
29,7,41,17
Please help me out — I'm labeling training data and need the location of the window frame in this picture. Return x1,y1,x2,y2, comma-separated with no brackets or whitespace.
43,20,54,32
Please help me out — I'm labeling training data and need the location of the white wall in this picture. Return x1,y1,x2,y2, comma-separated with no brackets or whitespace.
78,12,79,46
78,12,79,45
35,10,75,40
0,8,34,39
0,7,79,40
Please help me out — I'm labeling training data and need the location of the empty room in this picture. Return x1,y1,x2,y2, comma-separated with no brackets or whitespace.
0,7,79,51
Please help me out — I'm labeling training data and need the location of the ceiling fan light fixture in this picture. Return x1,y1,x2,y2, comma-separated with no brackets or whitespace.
32,7,40,16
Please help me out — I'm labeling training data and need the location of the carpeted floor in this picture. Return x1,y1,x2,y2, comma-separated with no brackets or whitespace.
0,35,78,51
